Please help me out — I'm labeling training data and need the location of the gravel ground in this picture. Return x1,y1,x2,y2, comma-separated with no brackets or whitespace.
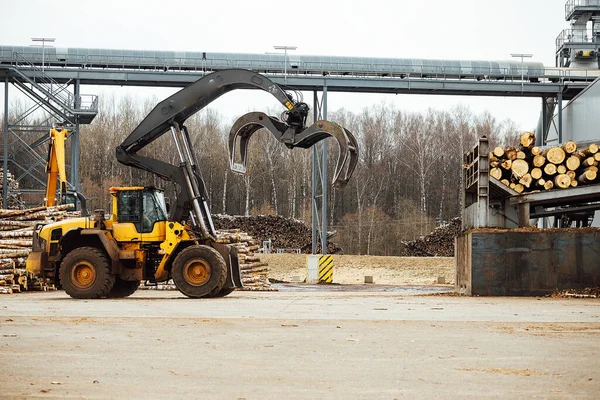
262,254,454,285
0,291,599,399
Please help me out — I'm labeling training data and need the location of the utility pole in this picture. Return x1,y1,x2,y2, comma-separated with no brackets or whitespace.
273,46,297,83
511,53,533,92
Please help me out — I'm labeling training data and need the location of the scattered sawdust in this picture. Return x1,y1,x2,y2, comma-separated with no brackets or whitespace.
549,288,600,298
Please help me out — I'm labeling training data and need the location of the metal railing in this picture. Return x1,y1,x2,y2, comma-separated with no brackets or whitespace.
556,28,598,51
12,52,75,110
566,0,600,19
11,52,99,117
6,49,546,83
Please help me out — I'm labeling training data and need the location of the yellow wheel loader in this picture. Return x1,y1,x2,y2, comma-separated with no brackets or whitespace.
26,69,358,299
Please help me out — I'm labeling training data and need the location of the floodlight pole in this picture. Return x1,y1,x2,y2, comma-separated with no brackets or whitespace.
31,37,55,72
274,45,297,83
511,53,533,92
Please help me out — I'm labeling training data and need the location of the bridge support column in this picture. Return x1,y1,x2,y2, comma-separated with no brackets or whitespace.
558,90,563,143
70,79,80,192
311,85,329,255
3,78,8,208
321,85,328,255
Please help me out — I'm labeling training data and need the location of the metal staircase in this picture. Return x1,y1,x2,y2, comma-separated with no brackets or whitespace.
10,52,98,124
2,53,99,206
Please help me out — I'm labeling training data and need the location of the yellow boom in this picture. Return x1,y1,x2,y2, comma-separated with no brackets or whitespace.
45,127,68,207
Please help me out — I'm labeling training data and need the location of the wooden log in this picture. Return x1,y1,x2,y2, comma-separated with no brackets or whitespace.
509,182,516,189
582,166,599,174
554,174,571,189
583,157,599,167
595,153,600,162
0,204,72,219
511,159,529,178
504,146,518,161
544,147,566,165
557,165,567,175
566,170,576,180
519,174,533,188
0,230,33,239
0,286,13,294
544,163,557,176
520,132,536,149
536,178,546,188
531,146,542,156
530,168,543,180
582,143,599,156
492,146,505,158
544,180,554,190
514,184,525,193
571,179,578,187
0,239,34,247
490,160,500,168
500,159,512,170
500,179,510,187
561,141,578,154
490,168,503,180
578,170,597,184
0,250,29,257
566,154,582,171
533,155,546,168
0,220,37,228
516,151,527,160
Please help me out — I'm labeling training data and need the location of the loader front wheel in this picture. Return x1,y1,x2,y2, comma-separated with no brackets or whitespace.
205,286,235,298
59,247,115,299
107,278,140,298
172,245,227,298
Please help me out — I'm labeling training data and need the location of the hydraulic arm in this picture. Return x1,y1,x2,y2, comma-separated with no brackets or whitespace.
45,126,87,214
116,69,358,240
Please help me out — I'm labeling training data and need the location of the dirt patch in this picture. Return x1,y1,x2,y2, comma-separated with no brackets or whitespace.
261,254,454,285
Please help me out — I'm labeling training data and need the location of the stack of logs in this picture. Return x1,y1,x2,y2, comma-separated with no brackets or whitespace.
0,169,23,209
401,218,462,257
215,229,273,291
490,132,600,193
0,204,77,294
213,214,341,254
140,229,274,292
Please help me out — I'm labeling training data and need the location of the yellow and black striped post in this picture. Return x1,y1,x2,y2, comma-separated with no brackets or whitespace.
318,255,333,283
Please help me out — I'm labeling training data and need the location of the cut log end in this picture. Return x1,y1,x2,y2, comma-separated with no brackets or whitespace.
554,174,571,189
520,132,536,149
546,147,566,165
511,159,529,179
561,141,578,154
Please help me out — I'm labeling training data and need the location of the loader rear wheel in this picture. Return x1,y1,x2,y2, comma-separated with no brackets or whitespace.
107,278,140,298
59,247,115,299
171,245,227,298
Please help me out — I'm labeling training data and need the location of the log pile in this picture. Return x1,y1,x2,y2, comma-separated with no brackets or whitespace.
0,204,77,294
401,218,461,257
216,229,274,291
490,133,600,193
212,214,342,254
0,169,23,209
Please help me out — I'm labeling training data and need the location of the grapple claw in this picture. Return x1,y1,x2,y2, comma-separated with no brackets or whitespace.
229,112,359,188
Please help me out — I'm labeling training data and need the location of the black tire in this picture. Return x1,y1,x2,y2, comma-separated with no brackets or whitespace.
205,286,236,298
59,247,115,299
107,278,140,298
171,245,227,298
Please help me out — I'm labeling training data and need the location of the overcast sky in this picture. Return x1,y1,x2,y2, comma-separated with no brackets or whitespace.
1,0,572,130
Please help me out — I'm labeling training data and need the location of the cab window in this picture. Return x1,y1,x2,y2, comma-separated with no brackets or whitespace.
117,190,166,233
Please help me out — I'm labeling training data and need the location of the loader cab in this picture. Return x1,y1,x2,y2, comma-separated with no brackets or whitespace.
110,187,168,240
